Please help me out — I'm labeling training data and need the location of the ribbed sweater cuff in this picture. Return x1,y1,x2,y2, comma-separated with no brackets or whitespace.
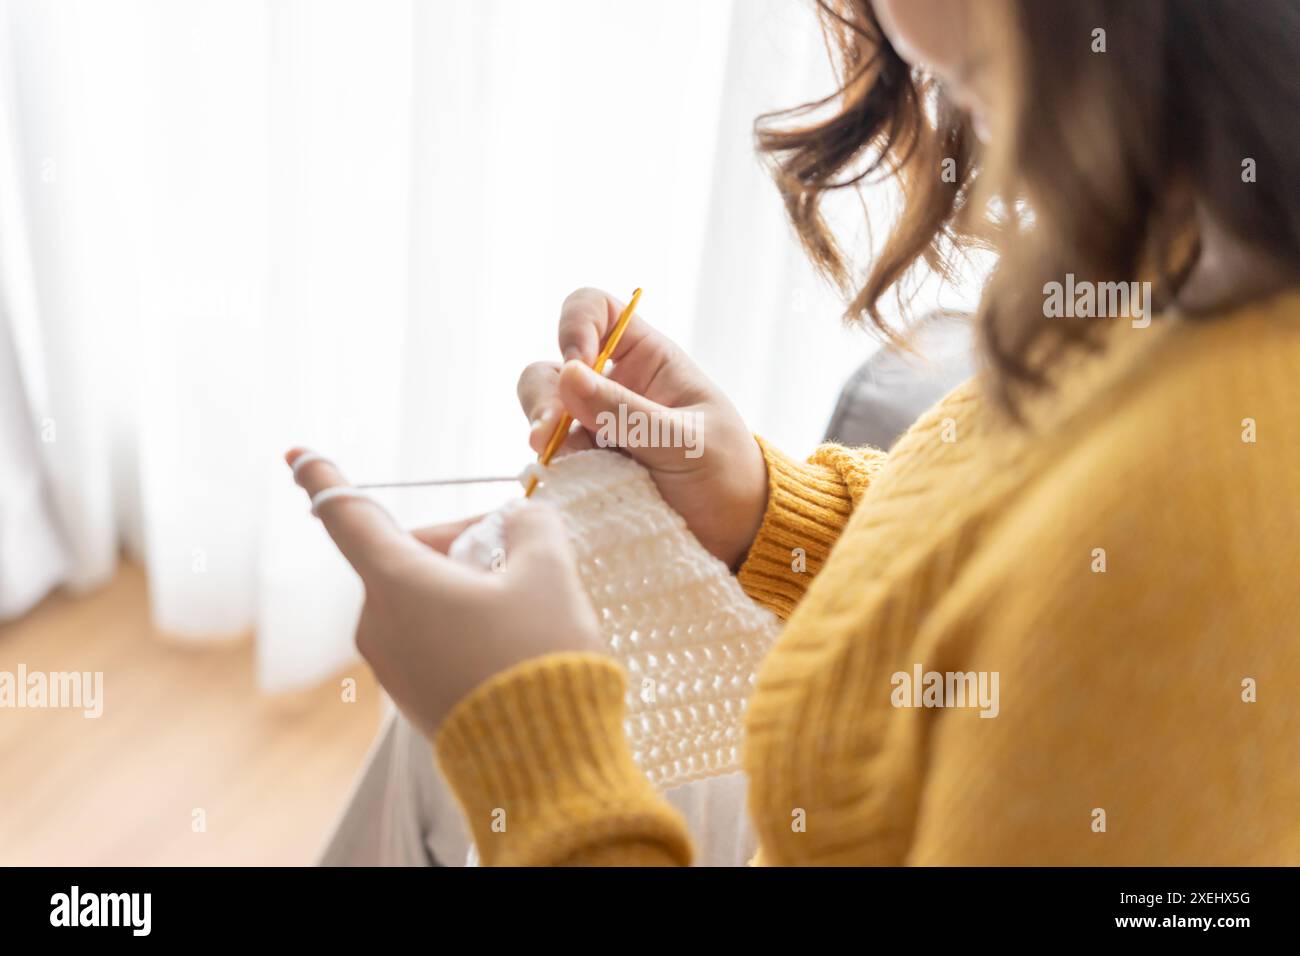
435,652,693,867
737,437,854,619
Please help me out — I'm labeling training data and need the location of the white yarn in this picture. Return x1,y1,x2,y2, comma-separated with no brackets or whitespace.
449,449,782,790
301,452,527,518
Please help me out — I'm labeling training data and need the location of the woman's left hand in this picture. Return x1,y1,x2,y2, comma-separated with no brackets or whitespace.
287,448,602,739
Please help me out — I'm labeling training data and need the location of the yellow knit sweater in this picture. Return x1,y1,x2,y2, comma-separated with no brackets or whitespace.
436,290,1300,865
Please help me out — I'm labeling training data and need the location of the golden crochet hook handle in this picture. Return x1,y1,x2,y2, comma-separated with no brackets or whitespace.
524,287,642,498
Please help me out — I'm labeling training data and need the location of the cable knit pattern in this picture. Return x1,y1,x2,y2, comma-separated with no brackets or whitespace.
435,289,1300,866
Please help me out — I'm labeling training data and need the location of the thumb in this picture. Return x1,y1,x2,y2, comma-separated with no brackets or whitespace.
558,360,693,467
501,500,574,574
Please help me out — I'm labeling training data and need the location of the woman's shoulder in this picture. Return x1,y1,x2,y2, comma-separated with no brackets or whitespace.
1086,287,1300,480
995,287,1300,573
892,287,1300,541
989,286,1300,490
935,288,1300,589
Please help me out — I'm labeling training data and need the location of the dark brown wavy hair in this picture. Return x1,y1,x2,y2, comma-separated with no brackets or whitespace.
757,0,1300,409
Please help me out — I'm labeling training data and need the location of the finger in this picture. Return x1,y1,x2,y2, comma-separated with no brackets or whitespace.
516,362,596,454
556,287,664,366
286,448,423,575
517,361,566,450
556,360,696,468
517,360,562,424
411,514,484,554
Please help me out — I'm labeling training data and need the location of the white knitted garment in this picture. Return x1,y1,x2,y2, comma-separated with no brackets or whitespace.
448,449,782,790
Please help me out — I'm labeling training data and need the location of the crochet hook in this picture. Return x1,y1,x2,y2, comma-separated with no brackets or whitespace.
524,287,642,498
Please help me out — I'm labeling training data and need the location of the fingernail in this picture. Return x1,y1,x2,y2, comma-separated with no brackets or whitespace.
530,411,552,431
563,346,582,363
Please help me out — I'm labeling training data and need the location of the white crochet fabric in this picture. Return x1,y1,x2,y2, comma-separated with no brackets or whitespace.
448,448,782,790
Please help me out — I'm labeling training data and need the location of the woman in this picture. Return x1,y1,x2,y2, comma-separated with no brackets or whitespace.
289,0,1300,865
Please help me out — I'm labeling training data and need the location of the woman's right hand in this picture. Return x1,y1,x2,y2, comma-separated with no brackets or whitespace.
517,287,769,570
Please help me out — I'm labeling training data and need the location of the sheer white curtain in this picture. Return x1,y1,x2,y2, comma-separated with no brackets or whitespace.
0,0,969,689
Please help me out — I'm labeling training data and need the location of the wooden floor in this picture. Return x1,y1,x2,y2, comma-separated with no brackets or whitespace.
0,563,383,865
